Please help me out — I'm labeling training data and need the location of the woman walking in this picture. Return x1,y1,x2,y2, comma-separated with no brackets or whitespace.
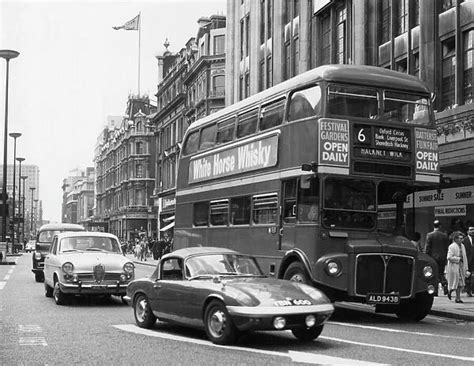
446,231,470,303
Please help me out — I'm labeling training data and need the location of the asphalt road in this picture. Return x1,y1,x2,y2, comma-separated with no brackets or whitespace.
1,254,473,365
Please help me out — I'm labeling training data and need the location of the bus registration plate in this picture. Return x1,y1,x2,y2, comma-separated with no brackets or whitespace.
366,293,400,304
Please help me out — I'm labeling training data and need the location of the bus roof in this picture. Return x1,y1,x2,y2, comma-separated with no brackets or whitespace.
37,223,85,232
188,64,432,132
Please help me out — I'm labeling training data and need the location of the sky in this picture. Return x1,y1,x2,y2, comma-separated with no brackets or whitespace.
0,0,226,222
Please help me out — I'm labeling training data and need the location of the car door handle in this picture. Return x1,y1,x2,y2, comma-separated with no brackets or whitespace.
153,284,162,289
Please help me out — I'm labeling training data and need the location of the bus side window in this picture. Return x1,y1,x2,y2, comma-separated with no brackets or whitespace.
252,194,278,224
260,99,285,131
230,196,251,225
199,123,217,151
210,199,229,226
216,117,236,145
183,130,200,155
282,180,297,223
236,110,258,138
288,85,321,122
298,177,320,223
193,202,209,226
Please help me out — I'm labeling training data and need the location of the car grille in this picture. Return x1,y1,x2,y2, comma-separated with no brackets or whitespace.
76,273,122,283
355,254,414,297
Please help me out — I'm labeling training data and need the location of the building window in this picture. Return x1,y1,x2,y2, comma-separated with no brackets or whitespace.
441,37,456,109
413,52,420,78
283,1,300,80
267,55,273,88
214,35,225,55
464,29,474,104
267,0,273,40
442,0,455,12
260,0,265,45
336,6,346,64
397,0,408,35
136,164,143,178
381,0,391,44
212,75,225,97
136,141,143,154
240,19,245,61
320,14,331,65
259,60,265,92
413,0,420,26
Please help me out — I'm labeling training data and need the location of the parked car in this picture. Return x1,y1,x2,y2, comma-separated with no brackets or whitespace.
25,240,35,253
43,231,135,305
32,223,85,282
125,247,334,345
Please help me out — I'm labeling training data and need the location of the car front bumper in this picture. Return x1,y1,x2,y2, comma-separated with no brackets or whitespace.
59,281,129,295
226,303,334,331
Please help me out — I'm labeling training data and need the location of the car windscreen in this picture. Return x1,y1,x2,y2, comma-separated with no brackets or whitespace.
59,236,121,253
185,254,264,278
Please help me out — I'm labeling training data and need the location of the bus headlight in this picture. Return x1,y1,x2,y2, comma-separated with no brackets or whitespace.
325,260,341,276
423,265,434,279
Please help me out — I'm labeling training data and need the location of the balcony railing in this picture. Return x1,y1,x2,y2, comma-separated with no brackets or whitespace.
436,103,474,144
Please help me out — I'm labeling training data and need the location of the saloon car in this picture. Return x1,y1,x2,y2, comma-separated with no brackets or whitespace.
125,247,334,344
43,232,135,305
32,223,85,282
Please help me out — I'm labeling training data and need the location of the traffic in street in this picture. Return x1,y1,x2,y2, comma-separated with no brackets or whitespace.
1,254,473,365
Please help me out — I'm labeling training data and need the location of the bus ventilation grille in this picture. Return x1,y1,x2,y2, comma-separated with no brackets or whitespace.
355,254,413,297
354,162,411,177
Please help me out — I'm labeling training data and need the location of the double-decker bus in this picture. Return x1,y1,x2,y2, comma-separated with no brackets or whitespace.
174,65,440,321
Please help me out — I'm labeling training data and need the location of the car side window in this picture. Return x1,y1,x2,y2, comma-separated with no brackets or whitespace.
161,258,183,280
50,237,58,254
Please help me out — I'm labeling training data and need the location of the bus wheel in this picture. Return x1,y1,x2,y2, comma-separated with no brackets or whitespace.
396,292,434,322
283,262,309,284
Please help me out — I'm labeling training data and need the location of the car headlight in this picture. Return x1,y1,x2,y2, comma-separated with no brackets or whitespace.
34,252,42,260
61,262,74,275
325,260,341,277
123,262,134,274
423,265,434,279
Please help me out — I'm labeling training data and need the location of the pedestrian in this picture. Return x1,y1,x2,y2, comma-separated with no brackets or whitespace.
463,225,474,297
411,232,422,252
425,220,450,296
446,231,470,303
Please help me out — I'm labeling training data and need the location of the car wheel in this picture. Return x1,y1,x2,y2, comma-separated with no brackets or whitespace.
44,282,53,298
283,262,309,284
53,281,68,305
204,300,238,345
291,325,324,342
133,294,156,329
35,272,44,283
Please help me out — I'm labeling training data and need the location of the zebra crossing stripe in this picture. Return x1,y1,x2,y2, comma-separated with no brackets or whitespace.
19,337,47,346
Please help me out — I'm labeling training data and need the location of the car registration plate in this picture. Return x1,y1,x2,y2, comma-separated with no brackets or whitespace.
91,285,107,290
366,293,400,304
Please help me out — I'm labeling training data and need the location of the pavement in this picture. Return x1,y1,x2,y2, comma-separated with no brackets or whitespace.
3,252,474,322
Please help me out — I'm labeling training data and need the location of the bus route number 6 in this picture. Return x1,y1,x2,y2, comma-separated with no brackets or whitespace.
355,126,371,145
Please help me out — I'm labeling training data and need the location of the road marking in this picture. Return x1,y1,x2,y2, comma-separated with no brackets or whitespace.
0,281,5,290
321,336,474,362
329,321,474,341
19,337,47,346
19,324,43,333
114,324,382,365
4,275,10,280
8,268,13,274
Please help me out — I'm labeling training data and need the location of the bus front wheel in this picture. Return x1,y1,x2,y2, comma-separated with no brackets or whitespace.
396,292,434,322
283,262,309,284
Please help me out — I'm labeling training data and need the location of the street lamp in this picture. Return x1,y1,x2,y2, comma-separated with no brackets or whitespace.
33,199,38,234
20,175,27,243
16,157,24,247
29,187,35,235
9,132,21,249
0,49,20,242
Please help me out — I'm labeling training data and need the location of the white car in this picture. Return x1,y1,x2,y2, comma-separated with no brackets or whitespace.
25,240,35,253
43,232,134,305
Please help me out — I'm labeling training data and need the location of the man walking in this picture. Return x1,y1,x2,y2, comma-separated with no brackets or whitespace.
463,226,474,297
425,220,450,296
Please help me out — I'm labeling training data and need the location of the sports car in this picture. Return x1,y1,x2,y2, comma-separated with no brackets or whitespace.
125,247,334,344
43,232,135,305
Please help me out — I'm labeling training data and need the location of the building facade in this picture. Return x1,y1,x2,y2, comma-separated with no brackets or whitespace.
151,15,226,238
94,96,157,241
225,0,474,239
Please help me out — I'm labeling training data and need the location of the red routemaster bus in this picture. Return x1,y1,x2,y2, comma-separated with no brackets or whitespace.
175,65,440,321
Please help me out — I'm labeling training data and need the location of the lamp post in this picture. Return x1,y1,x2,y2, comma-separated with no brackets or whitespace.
9,132,21,249
29,187,35,235
33,199,38,234
20,175,27,243
0,49,20,243
16,157,24,247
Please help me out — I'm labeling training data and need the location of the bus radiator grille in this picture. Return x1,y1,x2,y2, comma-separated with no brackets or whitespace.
355,254,413,297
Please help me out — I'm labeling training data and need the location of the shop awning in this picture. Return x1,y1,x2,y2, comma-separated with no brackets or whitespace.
160,221,175,232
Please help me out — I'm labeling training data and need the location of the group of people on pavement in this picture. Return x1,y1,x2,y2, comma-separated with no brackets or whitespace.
121,233,173,262
424,220,473,303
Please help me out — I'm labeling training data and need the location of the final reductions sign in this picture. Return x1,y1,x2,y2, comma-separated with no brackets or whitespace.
318,118,350,173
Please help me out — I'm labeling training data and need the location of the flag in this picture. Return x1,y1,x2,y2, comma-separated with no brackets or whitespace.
113,14,140,31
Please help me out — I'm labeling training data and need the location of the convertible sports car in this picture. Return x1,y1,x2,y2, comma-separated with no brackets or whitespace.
43,232,135,305
125,247,334,344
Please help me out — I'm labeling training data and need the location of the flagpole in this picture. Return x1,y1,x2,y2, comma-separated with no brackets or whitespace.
138,12,141,97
